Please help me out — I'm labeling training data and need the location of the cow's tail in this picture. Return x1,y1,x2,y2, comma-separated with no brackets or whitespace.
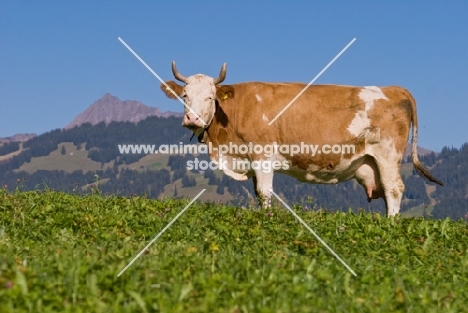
408,92,443,186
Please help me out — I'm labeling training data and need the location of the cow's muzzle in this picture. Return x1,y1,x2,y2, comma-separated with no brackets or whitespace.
183,112,206,129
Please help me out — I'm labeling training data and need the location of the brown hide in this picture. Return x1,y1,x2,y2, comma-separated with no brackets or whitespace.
211,83,409,169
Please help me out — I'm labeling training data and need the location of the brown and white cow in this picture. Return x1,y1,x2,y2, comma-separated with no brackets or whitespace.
161,62,443,217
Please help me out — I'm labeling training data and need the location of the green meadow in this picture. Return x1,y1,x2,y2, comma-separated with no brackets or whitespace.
1,189,467,312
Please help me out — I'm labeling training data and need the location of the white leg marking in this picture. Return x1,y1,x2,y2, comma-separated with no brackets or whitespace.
253,169,274,207
373,139,404,217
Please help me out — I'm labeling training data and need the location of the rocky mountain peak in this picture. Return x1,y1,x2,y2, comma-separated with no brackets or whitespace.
64,93,182,129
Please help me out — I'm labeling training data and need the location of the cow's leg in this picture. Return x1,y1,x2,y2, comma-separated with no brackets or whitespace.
376,159,405,217
252,170,274,208
370,138,407,217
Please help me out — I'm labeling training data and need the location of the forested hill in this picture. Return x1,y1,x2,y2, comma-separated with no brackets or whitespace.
0,116,466,220
429,144,468,220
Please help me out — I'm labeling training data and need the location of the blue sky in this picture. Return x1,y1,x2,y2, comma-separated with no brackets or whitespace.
1,1,467,151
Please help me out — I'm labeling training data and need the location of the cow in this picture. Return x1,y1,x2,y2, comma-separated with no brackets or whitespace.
160,62,443,217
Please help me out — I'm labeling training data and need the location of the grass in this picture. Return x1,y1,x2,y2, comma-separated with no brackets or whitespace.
119,154,172,172
0,188,467,312
15,143,106,174
161,174,235,204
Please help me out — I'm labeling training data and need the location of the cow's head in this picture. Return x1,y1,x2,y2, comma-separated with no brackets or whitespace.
160,62,227,138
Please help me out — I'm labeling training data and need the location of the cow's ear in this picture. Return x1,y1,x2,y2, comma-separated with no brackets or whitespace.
216,85,234,101
160,81,184,99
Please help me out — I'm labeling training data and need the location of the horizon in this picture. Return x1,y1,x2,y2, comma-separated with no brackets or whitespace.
1,2,467,151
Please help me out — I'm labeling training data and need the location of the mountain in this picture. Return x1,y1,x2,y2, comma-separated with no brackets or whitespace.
64,93,183,129
0,133,37,144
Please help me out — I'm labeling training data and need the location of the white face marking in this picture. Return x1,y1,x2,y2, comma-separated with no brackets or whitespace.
262,113,269,122
255,93,262,103
182,74,217,127
347,86,388,136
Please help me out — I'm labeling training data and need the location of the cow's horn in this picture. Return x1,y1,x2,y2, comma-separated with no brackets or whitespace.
213,63,227,85
172,61,188,83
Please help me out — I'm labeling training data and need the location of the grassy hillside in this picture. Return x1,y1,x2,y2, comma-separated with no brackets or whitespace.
1,189,467,312
0,142,24,162
15,143,106,174
6,141,438,215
